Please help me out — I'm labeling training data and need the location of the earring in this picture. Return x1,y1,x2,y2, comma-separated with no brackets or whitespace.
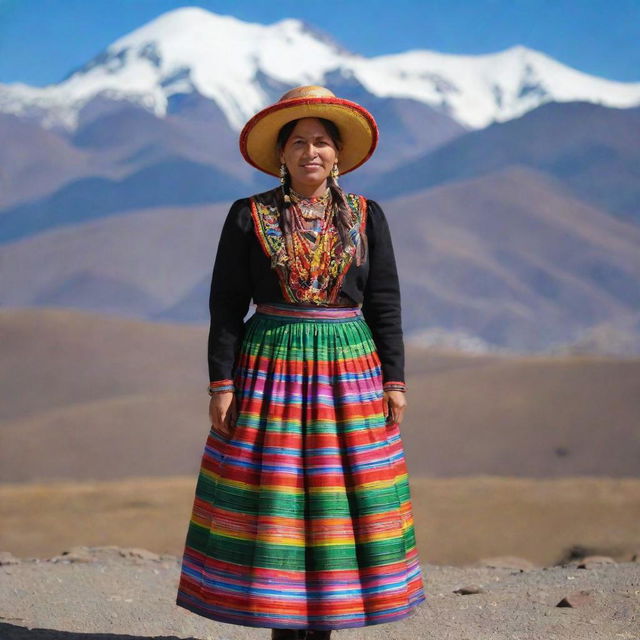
330,162,339,183
280,163,291,204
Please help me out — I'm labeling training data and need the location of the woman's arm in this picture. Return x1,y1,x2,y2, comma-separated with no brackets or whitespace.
361,199,406,390
208,198,253,388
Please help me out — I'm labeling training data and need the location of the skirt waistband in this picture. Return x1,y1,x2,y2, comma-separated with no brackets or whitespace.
255,302,362,320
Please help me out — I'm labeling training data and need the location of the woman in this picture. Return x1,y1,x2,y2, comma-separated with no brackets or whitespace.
176,86,426,639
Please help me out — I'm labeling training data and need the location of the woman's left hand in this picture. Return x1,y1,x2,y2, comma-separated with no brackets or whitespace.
382,390,407,426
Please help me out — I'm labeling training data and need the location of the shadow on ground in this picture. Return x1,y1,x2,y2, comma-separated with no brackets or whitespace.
0,623,198,640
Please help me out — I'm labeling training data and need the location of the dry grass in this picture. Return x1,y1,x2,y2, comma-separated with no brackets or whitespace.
1,475,638,567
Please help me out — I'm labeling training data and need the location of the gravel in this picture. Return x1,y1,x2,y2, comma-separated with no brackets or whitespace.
1,546,638,640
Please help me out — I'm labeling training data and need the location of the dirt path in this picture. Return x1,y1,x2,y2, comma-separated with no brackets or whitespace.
0,546,638,640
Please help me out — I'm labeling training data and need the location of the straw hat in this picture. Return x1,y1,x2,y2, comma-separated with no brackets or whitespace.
239,85,378,177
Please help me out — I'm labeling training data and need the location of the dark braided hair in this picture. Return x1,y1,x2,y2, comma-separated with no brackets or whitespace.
276,118,368,266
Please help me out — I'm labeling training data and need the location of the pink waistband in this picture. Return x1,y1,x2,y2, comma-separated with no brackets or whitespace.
255,303,362,320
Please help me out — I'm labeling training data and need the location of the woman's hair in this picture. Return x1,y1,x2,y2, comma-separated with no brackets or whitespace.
276,117,367,266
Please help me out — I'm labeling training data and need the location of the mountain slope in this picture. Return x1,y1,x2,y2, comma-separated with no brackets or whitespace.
1,164,639,353
0,155,249,243
366,101,640,224
382,164,640,350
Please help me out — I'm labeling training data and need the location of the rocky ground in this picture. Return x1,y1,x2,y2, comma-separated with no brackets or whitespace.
0,546,638,640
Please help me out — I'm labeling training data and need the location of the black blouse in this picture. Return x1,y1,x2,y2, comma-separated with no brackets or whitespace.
208,187,405,385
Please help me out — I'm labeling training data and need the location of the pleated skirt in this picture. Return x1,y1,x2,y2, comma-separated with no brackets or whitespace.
176,302,426,630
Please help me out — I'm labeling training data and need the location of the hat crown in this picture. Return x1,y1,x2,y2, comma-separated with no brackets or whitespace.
278,85,336,102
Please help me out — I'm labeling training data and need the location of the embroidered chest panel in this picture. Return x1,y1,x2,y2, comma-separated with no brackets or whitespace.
249,191,367,305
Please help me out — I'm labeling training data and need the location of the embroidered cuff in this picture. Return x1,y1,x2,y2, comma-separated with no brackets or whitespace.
208,379,235,395
383,380,407,392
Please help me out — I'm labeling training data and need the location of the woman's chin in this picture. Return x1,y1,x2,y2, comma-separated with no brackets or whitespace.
291,175,328,190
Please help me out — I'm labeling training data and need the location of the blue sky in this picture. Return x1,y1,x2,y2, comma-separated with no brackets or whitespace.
0,0,638,86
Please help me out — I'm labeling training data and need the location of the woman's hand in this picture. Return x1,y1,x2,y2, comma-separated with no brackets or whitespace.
382,390,407,426
209,391,237,438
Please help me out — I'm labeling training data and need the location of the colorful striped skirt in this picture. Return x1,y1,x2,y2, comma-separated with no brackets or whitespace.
176,302,426,630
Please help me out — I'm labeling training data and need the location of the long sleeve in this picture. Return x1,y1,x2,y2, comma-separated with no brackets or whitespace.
361,199,405,385
208,199,253,384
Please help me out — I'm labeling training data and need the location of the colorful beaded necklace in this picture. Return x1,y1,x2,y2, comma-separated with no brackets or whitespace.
249,187,367,306
284,187,340,304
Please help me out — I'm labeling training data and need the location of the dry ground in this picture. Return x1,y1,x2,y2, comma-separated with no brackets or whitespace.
0,545,638,640
2,308,639,483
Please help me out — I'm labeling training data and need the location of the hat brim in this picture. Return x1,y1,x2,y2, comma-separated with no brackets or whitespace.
239,97,378,177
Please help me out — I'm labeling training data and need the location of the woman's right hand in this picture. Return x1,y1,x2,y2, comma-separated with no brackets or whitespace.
209,391,237,439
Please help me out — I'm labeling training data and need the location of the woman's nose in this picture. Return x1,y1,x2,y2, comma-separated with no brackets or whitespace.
302,143,318,157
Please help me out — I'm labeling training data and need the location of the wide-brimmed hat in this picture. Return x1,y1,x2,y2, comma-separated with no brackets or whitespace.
239,85,378,177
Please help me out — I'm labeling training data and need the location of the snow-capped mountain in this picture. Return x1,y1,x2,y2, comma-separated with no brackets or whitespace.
1,6,639,133
349,45,640,127
0,8,353,132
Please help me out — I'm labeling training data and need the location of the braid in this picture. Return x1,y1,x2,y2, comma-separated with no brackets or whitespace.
328,175,368,267
279,168,293,236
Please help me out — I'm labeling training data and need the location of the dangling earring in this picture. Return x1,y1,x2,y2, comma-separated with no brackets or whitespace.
330,162,339,184
280,163,291,204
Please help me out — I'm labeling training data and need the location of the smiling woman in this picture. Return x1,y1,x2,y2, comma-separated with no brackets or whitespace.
175,85,426,639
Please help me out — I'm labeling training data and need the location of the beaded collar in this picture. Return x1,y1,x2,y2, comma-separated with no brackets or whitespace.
289,186,331,204
289,187,331,221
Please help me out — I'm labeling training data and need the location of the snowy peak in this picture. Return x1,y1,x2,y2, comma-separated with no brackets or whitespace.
352,43,640,127
53,7,352,129
1,7,639,132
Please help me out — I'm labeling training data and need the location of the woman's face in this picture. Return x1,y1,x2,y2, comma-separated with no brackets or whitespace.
279,117,339,194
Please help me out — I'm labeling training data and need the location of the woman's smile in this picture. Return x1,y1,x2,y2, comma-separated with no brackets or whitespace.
300,161,323,172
